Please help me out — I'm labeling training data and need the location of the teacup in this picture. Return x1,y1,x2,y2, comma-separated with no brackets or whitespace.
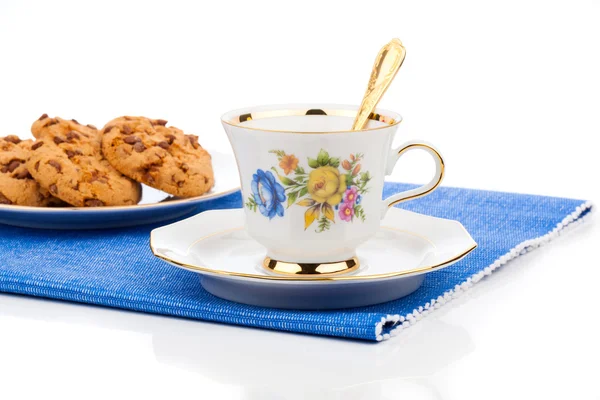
221,104,444,276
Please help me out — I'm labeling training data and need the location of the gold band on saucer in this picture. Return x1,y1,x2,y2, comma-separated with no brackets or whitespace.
263,257,359,277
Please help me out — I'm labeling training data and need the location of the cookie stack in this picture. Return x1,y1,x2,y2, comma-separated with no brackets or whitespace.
0,115,214,207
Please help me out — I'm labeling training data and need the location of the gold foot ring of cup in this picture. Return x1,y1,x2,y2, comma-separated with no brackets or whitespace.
263,257,360,277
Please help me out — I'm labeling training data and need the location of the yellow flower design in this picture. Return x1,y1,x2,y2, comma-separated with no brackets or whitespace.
263,148,369,232
307,166,347,206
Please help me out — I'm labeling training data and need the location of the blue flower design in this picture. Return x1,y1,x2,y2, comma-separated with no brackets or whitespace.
251,169,286,219
356,194,362,205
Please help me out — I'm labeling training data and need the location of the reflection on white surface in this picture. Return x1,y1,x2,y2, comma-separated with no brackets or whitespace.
0,292,473,399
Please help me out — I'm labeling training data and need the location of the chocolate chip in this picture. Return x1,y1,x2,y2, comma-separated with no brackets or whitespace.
34,161,40,171
0,166,6,173
103,125,114,134
66,131,80,141
123,136,140,144
157,141,169,149
53,136,65,145
47,119,59,126
14,170,31,180
87,124,97,129
4,135,21,144
66,149,84,158
0,192,12,204
89,170,108,184
204,177,209,184
177,181,184,188
154,119,168,126
165,134,176,144
48,160,62,172
187,135,199,149
143,172,155,184
133,142,146,153
143,166,159,184
7,160,21,173
32,141,44,150
71,118,79,124
180,163,189,172
84,199,104,207
38,113,49,121
49,184,58,194
122,125,132,135
73,182,80,190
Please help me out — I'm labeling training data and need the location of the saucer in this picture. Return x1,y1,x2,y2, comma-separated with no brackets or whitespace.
150,208,477,309
0,151,239,230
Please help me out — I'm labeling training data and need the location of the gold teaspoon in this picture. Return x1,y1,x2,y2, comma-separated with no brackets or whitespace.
352,38,406,131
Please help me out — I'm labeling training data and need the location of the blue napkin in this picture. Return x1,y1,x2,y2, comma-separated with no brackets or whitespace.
0,183,592,341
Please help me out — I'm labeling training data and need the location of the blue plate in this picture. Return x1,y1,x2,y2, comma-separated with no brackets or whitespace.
0,152,239,229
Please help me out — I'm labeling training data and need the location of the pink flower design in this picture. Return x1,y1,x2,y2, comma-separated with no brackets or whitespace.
343,186,359,205
339,202,354,222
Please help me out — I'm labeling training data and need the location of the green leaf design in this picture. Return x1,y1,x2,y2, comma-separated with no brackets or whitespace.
299,187,308,197
354,205,366,222
328,157,340,168
346,174,354,187
271,167,297,186
279,176,297,186
316,215,331,233
317,149,330,166
295,166,306,175
245,196,258,212
268,149,286,161
308,158,319,169
287,191,298,208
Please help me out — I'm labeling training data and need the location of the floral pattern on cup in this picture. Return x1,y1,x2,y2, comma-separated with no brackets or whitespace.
245,149,371,232
245,169,286,219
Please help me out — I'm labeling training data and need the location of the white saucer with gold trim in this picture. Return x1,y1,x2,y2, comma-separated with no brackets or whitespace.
150,208,477,310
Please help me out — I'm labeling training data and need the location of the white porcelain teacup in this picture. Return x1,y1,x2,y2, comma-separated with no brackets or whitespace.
221,104,444,276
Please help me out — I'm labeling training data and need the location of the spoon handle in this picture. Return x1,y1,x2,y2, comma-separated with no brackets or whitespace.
352,38,406,131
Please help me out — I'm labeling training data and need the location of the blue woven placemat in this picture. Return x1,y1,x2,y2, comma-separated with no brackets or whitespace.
0,183,593,341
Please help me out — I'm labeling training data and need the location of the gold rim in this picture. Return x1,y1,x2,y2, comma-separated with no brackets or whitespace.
387,143,445,208
149,227,477,282
263,257,359,277
221,107,402,134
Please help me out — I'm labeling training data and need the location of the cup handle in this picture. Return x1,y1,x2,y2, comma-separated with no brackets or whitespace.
381,140,445,218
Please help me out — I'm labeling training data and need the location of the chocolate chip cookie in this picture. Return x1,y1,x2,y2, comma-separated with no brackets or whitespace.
32,114,98,142
0,135,64,206
101,116,214,197
26,125,142,207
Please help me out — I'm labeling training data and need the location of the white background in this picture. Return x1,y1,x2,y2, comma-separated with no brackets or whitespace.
0,1,598,399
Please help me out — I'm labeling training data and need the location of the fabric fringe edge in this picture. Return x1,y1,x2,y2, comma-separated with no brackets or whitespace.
374,200,595,341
